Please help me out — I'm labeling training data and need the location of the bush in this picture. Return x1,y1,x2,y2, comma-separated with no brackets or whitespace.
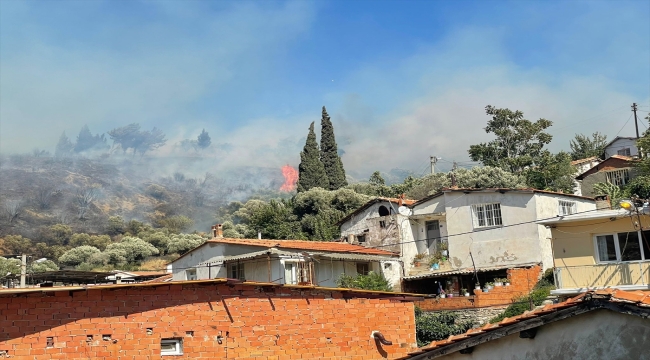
415,309,474,347
105,236,159,263
106,216,125,235
166,234,207,255
335,272,392,292
59,246,101,266
489,281,555,324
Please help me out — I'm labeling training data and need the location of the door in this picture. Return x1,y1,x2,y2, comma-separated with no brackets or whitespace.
284,263,296,284
426,220,440,250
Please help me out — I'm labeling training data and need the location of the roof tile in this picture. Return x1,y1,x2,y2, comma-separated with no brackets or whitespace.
208,238,397,256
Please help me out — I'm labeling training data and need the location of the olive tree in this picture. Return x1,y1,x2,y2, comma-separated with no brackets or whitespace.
59,246,101,266
166,234,207,255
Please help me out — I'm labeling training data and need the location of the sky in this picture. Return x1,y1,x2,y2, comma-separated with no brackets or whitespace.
1,0,649,179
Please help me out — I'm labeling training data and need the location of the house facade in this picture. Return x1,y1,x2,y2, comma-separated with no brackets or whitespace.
170,236,401,289
339,189,596,297
575,155,636,197
603,136,638,158
539,208,650,297
570,156,601,196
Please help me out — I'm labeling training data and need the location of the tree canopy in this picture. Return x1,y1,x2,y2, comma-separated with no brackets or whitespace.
320,106,347,190
469,105,553,173
74,125,107,153
197,129,211,150
107,123,167,156
569,132,608,160
297,122,329,192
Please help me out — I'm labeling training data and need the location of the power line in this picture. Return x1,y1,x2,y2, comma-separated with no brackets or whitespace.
614,113,634,138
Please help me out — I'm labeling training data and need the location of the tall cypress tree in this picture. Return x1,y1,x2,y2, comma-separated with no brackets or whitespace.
297,122,329,192
319,106,347,190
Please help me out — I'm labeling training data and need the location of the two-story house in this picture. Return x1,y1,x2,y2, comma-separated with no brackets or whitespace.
538,207,650,299
339,188,597,296
603,136,638,158
169,227,401,289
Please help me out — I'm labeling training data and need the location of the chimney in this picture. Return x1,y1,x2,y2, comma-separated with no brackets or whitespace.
212,224,223,238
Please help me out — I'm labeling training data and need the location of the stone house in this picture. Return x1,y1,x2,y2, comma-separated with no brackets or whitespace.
575,155,635,197
538,208,650,298
570,156,601,196
169,230,401,289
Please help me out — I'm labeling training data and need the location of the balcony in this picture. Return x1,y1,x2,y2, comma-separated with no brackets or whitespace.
553,262,650,295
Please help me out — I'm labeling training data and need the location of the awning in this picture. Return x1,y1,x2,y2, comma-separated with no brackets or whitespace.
403,262,540,280
316,253,398,262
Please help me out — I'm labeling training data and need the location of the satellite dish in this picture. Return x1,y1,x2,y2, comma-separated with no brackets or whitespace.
398,206,412,216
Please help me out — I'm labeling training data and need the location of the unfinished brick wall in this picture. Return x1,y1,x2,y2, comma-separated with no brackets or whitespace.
417,266,542,311
0,282,417,359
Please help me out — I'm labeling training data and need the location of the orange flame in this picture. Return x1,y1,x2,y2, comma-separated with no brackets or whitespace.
280,165,298,192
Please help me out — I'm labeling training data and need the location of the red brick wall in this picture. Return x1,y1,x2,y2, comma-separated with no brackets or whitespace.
0,283,417,359
417,266,541,311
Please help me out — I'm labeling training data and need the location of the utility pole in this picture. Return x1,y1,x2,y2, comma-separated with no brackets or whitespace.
430,156,438,174
633,103,640,139
20,254,26,288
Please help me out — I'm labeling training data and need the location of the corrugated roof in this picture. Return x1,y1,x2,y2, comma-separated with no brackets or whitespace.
399,289,650,359
537,208,630,225
404,263,539,280
208,238,397,256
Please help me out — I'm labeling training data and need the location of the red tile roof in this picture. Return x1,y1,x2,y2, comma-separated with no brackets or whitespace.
400,289,650,359
570,156,599,165
208,238,397,256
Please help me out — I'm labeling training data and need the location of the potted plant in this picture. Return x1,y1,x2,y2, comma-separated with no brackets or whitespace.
461,288,469,297
494,278,504,287
504,278,511,286
439,242,449,257
486,282,494,290
474,282,481,290
428,253,443,270
413,253,427,267
482,286,489,293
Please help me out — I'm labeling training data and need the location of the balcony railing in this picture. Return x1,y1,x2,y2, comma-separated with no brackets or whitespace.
554,262,650,289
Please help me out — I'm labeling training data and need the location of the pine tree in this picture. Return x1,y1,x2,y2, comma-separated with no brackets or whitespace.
319,106,347,190
297,122,329,192
197,129,211,150
73,125,106,153
54,131,74,157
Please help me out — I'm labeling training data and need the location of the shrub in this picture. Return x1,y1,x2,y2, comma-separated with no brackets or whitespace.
105,236,159,263
335,272,392,292
415,309,474,347
59,246,101,266
489,281,555,324
166,234,207,255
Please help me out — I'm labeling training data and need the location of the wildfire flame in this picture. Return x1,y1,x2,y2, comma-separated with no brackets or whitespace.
280,165,298,192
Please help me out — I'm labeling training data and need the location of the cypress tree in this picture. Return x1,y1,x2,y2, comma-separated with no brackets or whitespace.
297,122,329,192
319,106,347,190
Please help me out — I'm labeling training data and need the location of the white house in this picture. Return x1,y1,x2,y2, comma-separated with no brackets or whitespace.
338,188,597,294
169,234,401,289
603,136,638,158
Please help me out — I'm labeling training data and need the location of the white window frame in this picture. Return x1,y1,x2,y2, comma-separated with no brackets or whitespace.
228,263,245,281
471,203,503,229
283,260,311,285
185,269,197,281
617,148,631,156
161,338,183,356
558,200,577,216
605,169,630,186
593,231,649,264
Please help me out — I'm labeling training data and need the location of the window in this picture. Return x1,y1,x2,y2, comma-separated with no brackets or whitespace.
356,263,369,276
284,261,311,285
595,231,650,263
558,200,577,216
617,148,631,156
471,203,502,228
185,269,197,281
605,169,630,186
229,263,245,281
356,234,366,243
161,339,183,356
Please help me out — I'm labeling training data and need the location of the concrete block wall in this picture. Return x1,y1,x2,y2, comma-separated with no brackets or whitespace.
0,283,417,359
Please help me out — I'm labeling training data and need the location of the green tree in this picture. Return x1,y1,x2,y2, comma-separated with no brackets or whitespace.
47,224,73,246
593,182,628,208
30,259,59,273
0,257,21,279
69,233,112,251
369,171,385,186
166,234,207,255
320,106,347,190
468,105,553,173
156,215,194,233
54,131,74,158
525,151,576,193
247,200,305,239
142,232,171,254
105,237,159,263
106,216,126,235
59,246,102,266
0,235,33,255
297,122,329,192
569,132,608,160
197,129,211,150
